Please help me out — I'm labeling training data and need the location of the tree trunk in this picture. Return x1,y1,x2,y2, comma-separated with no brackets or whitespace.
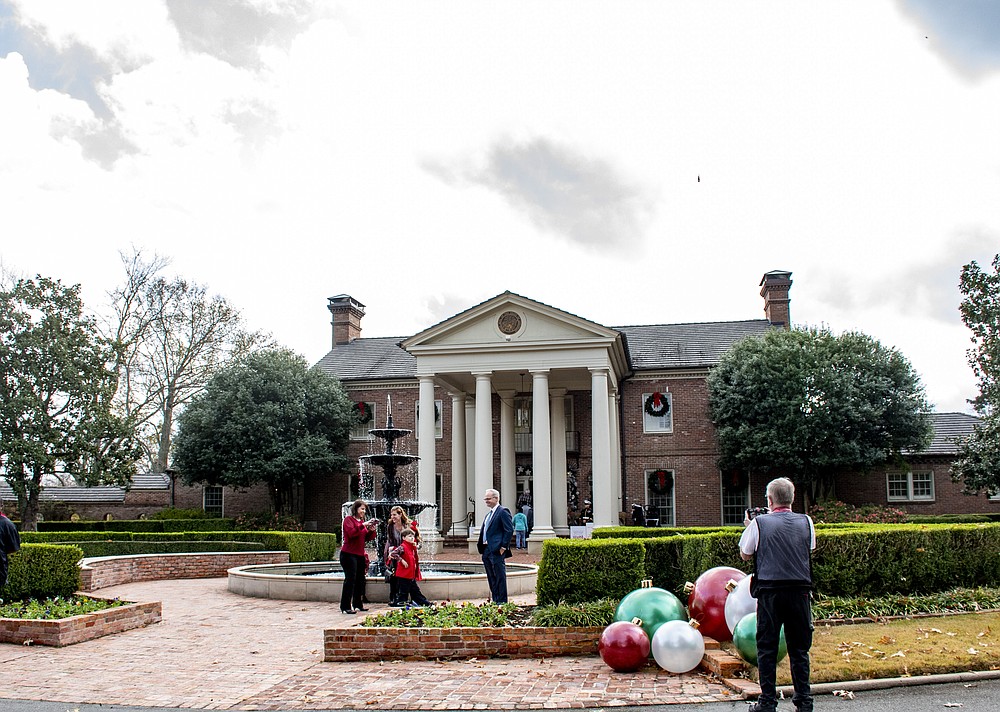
154,391,175,473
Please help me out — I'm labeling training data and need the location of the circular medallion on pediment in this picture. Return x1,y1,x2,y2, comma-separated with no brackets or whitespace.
497,311,522,335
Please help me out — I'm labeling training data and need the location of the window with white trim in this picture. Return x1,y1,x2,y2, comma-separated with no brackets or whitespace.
415,399,443,439
350,401,376,440
886,471,934,502
203,486,223,517
721,471,750,526
645,468,675,526
642,391,673,433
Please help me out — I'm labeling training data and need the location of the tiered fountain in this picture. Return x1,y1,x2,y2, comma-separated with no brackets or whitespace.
227,396,537,603
353,395,434,575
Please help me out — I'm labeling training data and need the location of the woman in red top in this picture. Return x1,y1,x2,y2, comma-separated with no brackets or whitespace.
340,499,377,614
391,528,431,606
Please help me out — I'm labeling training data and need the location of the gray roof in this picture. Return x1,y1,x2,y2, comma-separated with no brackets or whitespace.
0,483,126,503
919,412,980,456
315,336,415,381
615,320,774,371
132,472,171,490
315,320,776,382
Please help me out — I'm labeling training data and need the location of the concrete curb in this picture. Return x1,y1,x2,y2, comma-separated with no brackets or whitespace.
777,668,1000,696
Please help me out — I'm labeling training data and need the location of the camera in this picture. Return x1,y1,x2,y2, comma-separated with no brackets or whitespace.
745,507,770,520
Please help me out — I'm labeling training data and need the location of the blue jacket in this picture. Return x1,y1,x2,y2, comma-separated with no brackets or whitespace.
478,506,514,558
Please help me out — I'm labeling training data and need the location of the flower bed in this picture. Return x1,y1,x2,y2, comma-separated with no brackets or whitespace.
0,598,161,647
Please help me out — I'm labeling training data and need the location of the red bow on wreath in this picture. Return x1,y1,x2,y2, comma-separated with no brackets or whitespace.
644,392,670,418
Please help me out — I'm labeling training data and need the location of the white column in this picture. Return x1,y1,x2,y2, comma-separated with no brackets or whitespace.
470,372,494,553
450,393,467,538
418,375,442,553
591,368,615,528
498,390,517,517
465,399,476,544
528,370,555,551
609,388,622,521
550,388,568,536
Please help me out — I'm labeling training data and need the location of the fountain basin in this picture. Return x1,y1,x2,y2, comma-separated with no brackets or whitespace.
228,561,538,602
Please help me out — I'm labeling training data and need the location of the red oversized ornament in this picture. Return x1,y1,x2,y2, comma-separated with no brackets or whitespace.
598,620,650,672
685,566,745,643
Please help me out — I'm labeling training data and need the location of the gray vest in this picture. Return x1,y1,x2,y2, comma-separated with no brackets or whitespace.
754,511,812,589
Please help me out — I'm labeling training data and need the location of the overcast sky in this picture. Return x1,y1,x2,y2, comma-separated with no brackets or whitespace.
2,1,998,415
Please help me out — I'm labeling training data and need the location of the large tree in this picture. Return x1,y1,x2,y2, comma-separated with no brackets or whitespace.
951,254,1000,494
707,327,932,507
172,348,354,514
0,276,143,530
106,249,269,473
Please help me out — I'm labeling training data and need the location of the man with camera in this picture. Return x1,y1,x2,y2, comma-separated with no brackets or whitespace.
739,477,816,712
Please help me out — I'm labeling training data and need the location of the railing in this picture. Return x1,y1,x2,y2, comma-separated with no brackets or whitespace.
514,431,579,453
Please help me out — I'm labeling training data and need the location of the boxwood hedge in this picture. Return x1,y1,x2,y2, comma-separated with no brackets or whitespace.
0,544,82,600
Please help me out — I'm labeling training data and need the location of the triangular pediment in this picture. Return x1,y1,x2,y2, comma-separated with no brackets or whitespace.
402,292,619,351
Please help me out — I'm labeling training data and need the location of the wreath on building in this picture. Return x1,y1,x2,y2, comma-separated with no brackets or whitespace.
648,469,673,496
644,392,670,418
352,401,372,424
724,469,749,492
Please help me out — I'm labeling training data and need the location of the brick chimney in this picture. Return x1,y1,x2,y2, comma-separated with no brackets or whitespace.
328,295,365,346
759,271,792,328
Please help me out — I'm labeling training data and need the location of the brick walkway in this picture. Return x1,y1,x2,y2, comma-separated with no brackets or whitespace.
0,546,741,710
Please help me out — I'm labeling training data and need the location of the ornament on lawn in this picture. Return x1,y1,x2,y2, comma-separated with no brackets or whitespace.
724,575,757,634
644,392,670,418
614,580,686,642
651,618,706,674
732,612,787,667
686,566,745,643
598,620,650,672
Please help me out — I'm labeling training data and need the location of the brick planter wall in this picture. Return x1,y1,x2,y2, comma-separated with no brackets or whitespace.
0,599,161,647
80,551,290,591
325,625,604,661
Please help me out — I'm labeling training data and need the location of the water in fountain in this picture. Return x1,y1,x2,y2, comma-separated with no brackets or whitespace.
348,395,436,575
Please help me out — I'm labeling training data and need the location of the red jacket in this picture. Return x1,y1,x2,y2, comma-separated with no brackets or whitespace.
393,540,422,581
341,516,375,556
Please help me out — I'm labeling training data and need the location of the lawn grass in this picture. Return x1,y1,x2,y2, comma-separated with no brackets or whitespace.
727,611,1000,684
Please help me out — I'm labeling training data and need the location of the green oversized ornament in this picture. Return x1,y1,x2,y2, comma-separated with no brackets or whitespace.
732,612,786,667
614,580,687,641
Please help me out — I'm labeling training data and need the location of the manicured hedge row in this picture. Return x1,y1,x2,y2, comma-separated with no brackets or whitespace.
19,531,338,563
17,519,236,532
0,544,82,600
536,523,1000,604
592,525,731,539
42,540,267,558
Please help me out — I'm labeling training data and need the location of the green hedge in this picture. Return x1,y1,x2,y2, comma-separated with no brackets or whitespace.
537,523,1000,603
21,518,236,533
20,530,338,562
47,540,267,558
536,538,646,604
0,544,82,600
592,525,731,539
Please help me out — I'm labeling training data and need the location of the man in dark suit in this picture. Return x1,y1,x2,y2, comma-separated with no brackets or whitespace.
477,488,514,603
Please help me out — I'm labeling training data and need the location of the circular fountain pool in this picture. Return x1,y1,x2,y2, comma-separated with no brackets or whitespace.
228,561,538,603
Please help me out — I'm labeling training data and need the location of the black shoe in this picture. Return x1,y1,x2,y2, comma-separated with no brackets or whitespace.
746,703,775,712
388,600,403,607
341,609,356,615
354,606,369,612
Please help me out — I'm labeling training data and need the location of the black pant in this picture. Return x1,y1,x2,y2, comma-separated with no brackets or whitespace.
756,587,813,712
394,576,430,606
339,551,367,612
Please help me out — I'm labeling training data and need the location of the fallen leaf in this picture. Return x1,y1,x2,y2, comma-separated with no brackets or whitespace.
832,690,855,699
889,651,906,658
878,635,895,645
967,647,979,655
943,703,964,708
21,639,33,646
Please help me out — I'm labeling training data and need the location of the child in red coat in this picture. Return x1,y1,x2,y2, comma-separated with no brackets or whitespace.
390,528,431,606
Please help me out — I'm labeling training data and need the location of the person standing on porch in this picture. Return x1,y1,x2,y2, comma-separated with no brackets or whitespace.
477,488,513,603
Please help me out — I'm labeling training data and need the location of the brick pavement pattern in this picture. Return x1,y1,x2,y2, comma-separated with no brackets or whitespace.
0,547,740,710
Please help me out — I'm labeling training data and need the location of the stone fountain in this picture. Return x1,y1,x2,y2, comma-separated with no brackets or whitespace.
351,395,434,575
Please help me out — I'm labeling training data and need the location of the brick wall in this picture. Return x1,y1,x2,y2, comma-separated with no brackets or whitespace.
324,625,603,661
0,600,162,647
79,551,289,592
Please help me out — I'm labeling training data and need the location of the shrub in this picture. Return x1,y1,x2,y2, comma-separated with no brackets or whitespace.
809,500,907,524
536,538,645,604
149,508,214,520
1,544,82,601
234,511,303,531
529,598,616,627
48,540,267,557
31,518,235,533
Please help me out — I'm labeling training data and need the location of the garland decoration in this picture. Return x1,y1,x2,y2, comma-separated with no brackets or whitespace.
648,469,673,496
352,401,372,424
644,392,670,418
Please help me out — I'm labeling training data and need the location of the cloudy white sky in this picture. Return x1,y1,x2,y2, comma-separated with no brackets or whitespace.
2,1,999,414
